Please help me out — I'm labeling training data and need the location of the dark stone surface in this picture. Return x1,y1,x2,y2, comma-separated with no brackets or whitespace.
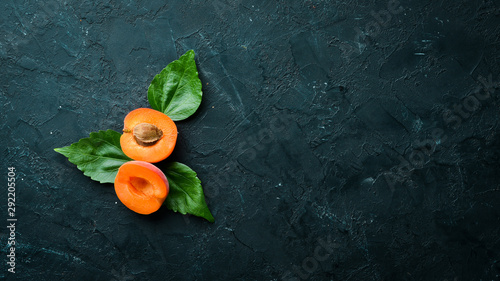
1,0,500,280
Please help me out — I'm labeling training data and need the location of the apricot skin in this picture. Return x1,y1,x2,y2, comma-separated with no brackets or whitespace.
114,161,169,215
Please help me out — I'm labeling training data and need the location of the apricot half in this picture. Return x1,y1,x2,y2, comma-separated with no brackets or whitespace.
121,108,177,163
114,161,169,215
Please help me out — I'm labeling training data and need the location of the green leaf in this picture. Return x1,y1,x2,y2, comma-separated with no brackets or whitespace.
163,162,214,222
148,49,203,121
54,130,132,184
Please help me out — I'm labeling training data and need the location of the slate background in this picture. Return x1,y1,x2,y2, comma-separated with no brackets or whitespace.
1,0,500,280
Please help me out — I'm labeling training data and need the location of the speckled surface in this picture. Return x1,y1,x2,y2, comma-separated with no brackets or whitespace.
1,0,500,280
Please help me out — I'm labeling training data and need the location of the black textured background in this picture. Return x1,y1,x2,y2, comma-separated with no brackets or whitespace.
1,1,500,280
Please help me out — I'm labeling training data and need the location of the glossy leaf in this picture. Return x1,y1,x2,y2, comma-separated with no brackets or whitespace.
148,50,203,121
54,130,132,184
163,162,214,222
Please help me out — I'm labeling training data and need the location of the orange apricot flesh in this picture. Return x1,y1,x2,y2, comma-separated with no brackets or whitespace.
114,161,169,215
121,108,177,163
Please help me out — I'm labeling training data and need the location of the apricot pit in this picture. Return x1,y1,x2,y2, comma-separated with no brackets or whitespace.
133,123,163,145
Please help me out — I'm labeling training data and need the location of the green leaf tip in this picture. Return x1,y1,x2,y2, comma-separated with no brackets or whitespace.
163,162,214,222
54,129,132,184
147,49,203,121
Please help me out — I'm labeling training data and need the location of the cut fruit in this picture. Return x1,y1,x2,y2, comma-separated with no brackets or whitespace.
120,108,177,163
114,161,169,215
